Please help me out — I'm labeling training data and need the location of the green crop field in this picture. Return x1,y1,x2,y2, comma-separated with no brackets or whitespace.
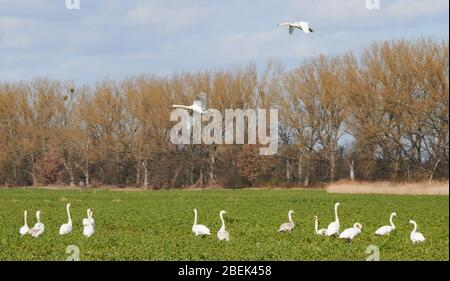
0,188,448,261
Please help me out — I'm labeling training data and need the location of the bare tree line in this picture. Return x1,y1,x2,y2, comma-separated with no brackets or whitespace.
0,38,448,188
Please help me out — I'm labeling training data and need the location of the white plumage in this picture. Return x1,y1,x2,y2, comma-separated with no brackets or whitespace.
83,208,95,238
19,210,30,236
59,203,73,235
278,210,295,232
409,220,425,244
278,21,314,34
29,210,44,238
339,223,362,241
314,215,327,236
325,202,341,236
192,209,211,236
217,210,230,241
375,212,397,236
173,94,209,115
82,208,95,226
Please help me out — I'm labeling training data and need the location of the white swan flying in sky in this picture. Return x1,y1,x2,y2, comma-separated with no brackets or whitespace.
278,22,314,34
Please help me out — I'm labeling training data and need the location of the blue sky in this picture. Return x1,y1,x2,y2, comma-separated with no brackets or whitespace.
0,0,448,84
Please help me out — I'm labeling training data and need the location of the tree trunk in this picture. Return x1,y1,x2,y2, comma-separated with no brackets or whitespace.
304,153,311,187
195,168,204,187
304,175,310,187
297,156,302,184
348,160,355,181
63,160,75,187
136,160,141,187
171,167,182,187
209,155,215,184
286,158,290,182
329,151,336,182
31,171,38,187
84,160,90,188
142,161,149,189
30,155,38,186
429,159,441,182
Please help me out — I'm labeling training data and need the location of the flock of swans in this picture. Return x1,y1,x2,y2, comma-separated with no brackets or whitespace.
19,203,95,238
18,202,425,245
19,20,313,241
192,203,426,244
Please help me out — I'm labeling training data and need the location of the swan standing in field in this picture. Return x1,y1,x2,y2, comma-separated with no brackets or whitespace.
82,208,95,226
29,210,44,238
278,21,314,34
375,212,397,236
325,202,341,236
192,209,211,236
83,209,95,238
19,210,30,236
314,215,327,236
59,203,73,235
339,223,363,241
409,220,425,244
217,210,230,241
278,210,295,232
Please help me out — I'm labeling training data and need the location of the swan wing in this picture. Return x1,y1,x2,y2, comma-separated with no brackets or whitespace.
59,224,67,235
375,225,392,236
59,223,72,235
299,21,312,33
338,229,350,239
83,225,94,237
193,224,211,235
416,233,425,242
278,222,294,232
339,228,356,239
217,229,230,241
30,223,44,237
191,104,204,114
19,225,29,236
316,229,327,236
325,222,339,236
289,26,294,34
411,232,425,243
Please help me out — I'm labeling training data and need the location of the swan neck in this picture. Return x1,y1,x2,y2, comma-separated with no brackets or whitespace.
288,212,294,224
220,213,225,229
67,205,72,223
24,211,28,226
412,222,417,233
314,217,318,232
334,204,339,223
389,214,395,229
193,210,197,226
